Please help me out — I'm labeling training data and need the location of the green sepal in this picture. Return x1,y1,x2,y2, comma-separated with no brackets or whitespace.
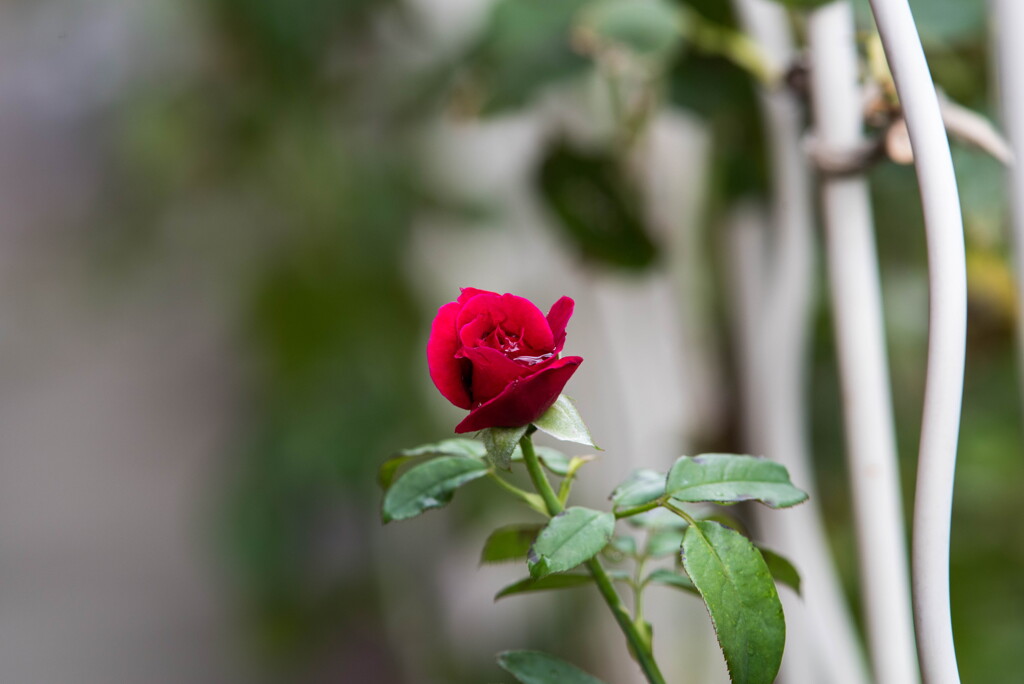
482,425,530,470
381,456,489,523
533,395,597,448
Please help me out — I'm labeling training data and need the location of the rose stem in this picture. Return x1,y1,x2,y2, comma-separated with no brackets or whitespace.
519,433,667,684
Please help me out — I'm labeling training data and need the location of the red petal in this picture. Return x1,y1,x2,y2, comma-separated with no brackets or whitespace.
454,357,583,433
457,287,496,304
457,292,553,352
460,345,532,404
546,296,574,353
427,301,472,409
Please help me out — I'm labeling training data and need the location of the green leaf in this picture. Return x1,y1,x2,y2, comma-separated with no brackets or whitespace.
482,425,529,470
494,573,595,600
666,453,808,508
681,521,785,684
609,534,637,556
528,507,615,578
578,0,685,60
538,142,658,270
770,0,831,8
379,438,485,490
759,547,802,596
481,524,544,564
625,507,689,530
646,529,685,558
533,395,597,448
611,469,666,509
645,567,697,595
381,456,489,523
497,650,608,684
470,0,591,113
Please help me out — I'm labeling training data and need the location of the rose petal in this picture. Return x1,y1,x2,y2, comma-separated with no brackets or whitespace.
546,296,574,353
454,356,583,433
460,345,555,404
457,287,497,304
456,293,554,352
427,301,472,409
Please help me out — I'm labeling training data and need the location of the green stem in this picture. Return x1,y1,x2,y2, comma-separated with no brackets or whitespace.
614,498,664,519
487,471,548,516
518,434,667,684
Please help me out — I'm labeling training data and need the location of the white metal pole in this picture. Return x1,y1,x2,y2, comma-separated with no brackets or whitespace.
992,0,1024,427
730,2,871,682
866,2,968,683
806,4,921,684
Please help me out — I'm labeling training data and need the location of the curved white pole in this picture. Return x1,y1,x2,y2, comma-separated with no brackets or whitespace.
730,2,871,683
866,2,968,683
806,4,920,684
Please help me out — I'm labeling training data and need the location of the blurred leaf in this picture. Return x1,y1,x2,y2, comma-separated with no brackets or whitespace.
534,395,597,447
626,507,689,530
611,469,666,509
609,534,638,556
470,0,591,113
495,573,595,600
682,521,785,684
766,0,831,9
537,141,659,269
759,548,802,595
497,650,609,684
577,0,685,60
528,507,616,578
482,425,530,470
666,453,808,508
853,0,986,45
481,524,545,564
381,456,489,522
646,528,685,558
645,567,697,595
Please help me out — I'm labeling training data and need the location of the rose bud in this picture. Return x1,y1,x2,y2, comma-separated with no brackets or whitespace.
427,288,583,433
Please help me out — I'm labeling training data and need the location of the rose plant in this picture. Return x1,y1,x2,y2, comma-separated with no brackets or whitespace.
382,289,808,684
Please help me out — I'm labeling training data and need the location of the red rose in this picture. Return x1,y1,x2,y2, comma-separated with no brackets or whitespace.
427,287,583,433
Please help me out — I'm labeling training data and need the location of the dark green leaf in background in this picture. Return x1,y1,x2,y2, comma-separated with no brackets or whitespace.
528,507,616,578
381,456,489,523
497,650,609,684
682,521,785,684
538,142,659,270
494,573,595,600
481,524,545,564
645,567,697,595
759,548,802,595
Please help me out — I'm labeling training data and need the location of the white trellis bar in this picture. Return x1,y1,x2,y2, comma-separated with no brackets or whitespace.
993,0,1024,423
806,4,921,684
867,1,968,683
729,2,870,682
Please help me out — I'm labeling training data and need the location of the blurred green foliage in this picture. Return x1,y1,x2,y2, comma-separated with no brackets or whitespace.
90,0,1024,680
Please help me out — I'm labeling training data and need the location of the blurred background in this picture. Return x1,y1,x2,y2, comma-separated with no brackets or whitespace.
0,0,1020,681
